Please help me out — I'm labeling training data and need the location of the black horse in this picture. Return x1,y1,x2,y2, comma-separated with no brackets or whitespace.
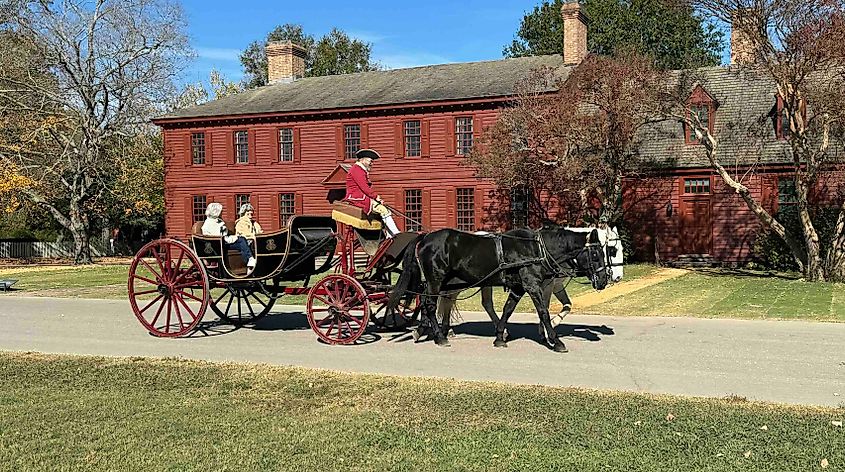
388,226,610,352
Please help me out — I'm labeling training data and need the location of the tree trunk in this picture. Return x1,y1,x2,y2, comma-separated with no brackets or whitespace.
823,203,845,282
70,210,92,264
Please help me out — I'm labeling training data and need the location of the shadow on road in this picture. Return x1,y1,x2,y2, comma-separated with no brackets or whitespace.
454,320,615,343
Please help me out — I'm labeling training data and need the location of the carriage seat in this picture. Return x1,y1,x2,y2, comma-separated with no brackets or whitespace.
331,201,383,230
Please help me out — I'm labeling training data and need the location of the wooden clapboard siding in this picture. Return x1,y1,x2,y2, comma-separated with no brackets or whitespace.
162,104,503,240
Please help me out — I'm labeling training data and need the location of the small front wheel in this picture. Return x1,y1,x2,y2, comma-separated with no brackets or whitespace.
306,274,369,344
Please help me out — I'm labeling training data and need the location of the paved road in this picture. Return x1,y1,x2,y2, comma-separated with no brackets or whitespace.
1,296,843,407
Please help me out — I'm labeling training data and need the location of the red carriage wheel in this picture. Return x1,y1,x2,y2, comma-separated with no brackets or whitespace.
306,274,370,345
128,239,209,337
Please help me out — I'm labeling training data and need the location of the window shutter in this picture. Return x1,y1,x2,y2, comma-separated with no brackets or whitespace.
474,187,482,231
395,189,405,231
296,192,304,216
447,188,456,227
446,117,455,157
394,121,403,158
247,129,256,165
335,125,344,160
184,196,194,236
226,195,236,223
183,132,192,166
421,120,430,158
293,128,302,163
225,130,234,166
423,189,432,229
361,122,369,150
472,116,480,149
269,128,280,163
271,193,281,230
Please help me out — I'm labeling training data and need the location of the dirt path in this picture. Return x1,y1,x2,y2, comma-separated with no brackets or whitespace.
556,267,689,310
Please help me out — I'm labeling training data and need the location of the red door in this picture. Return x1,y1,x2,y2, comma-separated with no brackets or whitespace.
681,198,712,254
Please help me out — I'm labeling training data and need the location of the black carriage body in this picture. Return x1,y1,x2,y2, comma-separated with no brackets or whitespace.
190,215,336,283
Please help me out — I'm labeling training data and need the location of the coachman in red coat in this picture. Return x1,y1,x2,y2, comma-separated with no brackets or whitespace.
344,149,401,237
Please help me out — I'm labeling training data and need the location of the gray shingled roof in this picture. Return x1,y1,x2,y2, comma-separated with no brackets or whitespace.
161,55,566,120
637,65,793,169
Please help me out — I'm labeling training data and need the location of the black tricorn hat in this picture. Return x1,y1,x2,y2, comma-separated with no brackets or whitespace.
355,148,381,160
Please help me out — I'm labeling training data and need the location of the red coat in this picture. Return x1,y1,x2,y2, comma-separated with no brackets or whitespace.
344,163,378,211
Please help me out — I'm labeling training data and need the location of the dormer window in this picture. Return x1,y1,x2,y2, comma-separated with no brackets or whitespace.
685,85,717,145
775,95,807,140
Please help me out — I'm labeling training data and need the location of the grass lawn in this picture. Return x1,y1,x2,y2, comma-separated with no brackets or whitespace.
0,352,842,472
593,268,845,321
0,262,661,312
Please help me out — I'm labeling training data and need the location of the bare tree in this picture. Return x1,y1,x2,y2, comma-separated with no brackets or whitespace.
0,0,190,263
469,52,663,227
671,0,845,281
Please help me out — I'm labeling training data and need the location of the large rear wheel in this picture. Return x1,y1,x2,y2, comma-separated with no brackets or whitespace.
128,239,208,337
306,274,369,345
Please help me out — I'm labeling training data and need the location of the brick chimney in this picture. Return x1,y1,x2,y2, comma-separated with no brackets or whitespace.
266,41,307,84
730,10,757,65
561,1,588,65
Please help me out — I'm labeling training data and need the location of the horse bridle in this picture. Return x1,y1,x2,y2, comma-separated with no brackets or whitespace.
536,231,607,285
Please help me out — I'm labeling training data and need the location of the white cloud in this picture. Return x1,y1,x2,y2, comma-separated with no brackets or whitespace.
195,47,242,62
375,52,454,70
347,30,388,44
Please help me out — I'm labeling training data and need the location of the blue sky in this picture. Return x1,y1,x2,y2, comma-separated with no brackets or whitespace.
182,0,730,84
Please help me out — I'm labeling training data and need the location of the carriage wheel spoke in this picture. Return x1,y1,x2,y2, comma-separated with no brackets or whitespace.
150,247,166,279
134,289,159,296
175,289,203,303
224,292,235,317
173,281,201,291
249,291,268,308
175,293,198,322
325,318,337,336
149,297,167,326
243,293,255,318
213,289,230,305
173,297,185,329
165,299,172,333
139,294,164,315
312,294,332,307
237,291,243,322
132,274,159,286
174,248,185,274
138,258,162,281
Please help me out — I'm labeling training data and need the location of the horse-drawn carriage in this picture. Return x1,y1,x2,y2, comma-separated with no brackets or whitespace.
127,201,421,344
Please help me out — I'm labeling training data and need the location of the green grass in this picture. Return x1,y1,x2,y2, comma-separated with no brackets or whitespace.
593,268,845,321
0,264,129,299
0,352,842,472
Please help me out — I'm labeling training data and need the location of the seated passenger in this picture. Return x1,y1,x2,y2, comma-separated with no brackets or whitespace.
201,202,256,271
344,148,401,238
235,203,263,238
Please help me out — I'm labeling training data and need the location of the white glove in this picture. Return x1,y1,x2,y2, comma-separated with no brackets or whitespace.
224,235,238,244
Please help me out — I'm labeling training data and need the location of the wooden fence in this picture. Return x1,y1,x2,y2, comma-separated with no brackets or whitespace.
0,240,110,259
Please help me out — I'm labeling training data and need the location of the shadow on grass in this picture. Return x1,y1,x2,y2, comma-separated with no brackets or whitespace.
690,267,800,281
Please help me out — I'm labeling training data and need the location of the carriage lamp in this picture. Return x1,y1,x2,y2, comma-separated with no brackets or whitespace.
666,201,673,217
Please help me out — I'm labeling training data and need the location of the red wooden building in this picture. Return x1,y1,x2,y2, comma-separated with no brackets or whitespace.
153,3,839,264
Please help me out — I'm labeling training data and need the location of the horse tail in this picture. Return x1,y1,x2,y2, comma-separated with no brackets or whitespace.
386,233,424,314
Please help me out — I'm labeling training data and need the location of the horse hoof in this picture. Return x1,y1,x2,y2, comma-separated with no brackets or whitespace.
553,344,568,353
447,329,456,338
411,328,421,343
435,339,451,347
493,339,508,348
562,304,572,313
503,329,509,341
